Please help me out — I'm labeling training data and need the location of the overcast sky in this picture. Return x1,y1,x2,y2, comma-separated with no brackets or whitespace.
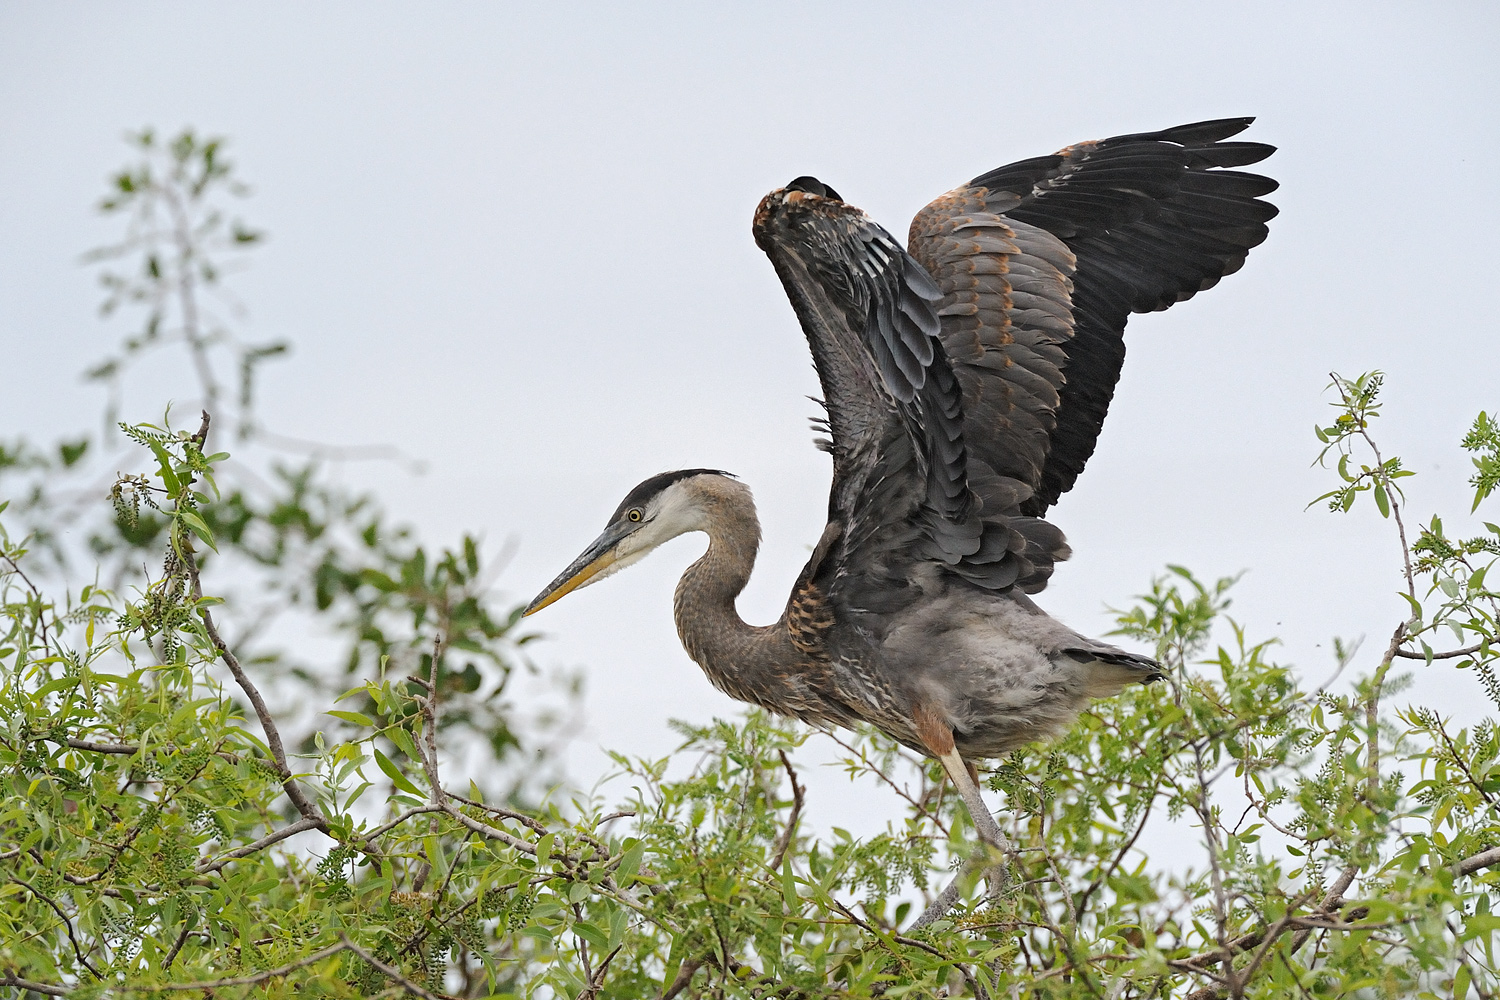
2,3,1498,840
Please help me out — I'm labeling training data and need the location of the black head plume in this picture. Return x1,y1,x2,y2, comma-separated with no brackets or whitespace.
610,469,735,522
786,176,843,202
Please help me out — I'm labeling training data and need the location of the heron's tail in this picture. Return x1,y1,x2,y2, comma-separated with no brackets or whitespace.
1062,645,1165,685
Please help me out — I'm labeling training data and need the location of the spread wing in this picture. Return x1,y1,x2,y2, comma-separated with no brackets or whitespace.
909,117,1279,517
754,180,1058,624
753,120,1277,628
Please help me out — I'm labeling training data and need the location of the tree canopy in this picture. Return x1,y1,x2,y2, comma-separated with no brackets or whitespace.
2,130,1498,1000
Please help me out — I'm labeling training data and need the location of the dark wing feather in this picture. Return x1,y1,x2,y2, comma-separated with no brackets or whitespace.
912,117,1278,521
755,185,1066,620
759,188,1030,624
753,187,974,553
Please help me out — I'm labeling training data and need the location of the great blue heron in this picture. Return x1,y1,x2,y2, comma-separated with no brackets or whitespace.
526,118,1277,910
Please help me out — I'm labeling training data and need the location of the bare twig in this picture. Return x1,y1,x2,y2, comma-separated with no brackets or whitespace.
576,944,622,1000
1456,846,1500,877
155,941,348,990
823,730,950,836
58,736,142,755
340,934,453,1000
768,750,804,871
195,815,324,874
659,956,706,1000
1393,642,1485,660
162,922,193,970
10,876,102,978
597,810,636,825
0,973,69,997
361,804,447,844
180,414,326,830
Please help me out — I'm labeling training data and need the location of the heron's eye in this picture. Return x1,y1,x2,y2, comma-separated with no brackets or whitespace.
627,508,643,522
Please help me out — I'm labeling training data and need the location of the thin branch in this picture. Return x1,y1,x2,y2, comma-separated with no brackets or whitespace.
444,806,538,856
361,804,447,844
0,973,69,997
1394,642,1485,660
659,957,705,1000
1289,863,1359,954
1077,789,1157,918
1456,846,1500,877
575,944,622,1000
598,810,636,825
1236,888,1322,985
768,750,804,872
828,894,987,1000
822,730,950,836
155,940,348,990
444,789,549,836
179,414,325,829
162,922,193,970
51,735,242,765
10,876,102,978
195,815,324,874
340,934,454,1000
58,737,140,755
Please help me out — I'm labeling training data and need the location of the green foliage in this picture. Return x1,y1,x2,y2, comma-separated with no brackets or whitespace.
1311,372,1415,518
3,129,1498,999
1463,412,1500,512
82,128,279,434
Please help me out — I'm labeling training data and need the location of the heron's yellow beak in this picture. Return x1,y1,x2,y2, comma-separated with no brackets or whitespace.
523,523,632,616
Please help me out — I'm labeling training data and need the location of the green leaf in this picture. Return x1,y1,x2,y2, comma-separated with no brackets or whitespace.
180,510,218,551
146,439,182,496
372,748,423,796
326,710,374,727
573,920,609,951
1373,481,1390,517
387,726,421,763
781,853,800,913
615,840,645,882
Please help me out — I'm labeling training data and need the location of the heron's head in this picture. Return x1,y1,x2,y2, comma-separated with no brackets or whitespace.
523,469,739,616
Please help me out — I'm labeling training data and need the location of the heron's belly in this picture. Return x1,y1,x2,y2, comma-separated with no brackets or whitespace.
932,655,1107,758
873,603,1146,760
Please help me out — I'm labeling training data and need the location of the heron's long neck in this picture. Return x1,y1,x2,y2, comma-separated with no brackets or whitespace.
672,493,801,712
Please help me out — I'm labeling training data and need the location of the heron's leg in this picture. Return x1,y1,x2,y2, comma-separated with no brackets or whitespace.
909,707,1012,930
935,747,1012,858
906,758,1014,929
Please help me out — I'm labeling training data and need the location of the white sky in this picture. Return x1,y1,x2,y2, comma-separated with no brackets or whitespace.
2,3,1499,845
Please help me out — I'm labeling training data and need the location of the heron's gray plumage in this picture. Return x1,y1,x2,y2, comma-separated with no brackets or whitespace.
526,120,1277,908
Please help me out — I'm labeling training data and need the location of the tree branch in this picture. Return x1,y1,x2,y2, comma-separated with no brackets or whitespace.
155,940,348,990
1456,846,1500,877
10,876,101,978
179,413,326,830
340,934,453,1000
0,973,69,997
195,815,325,874
1394,643,1484,660
768,750,804,872
659,957,705,1000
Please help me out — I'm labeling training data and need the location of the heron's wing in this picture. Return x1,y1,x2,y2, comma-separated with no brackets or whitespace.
909,117,1278,517
754,185,996,607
